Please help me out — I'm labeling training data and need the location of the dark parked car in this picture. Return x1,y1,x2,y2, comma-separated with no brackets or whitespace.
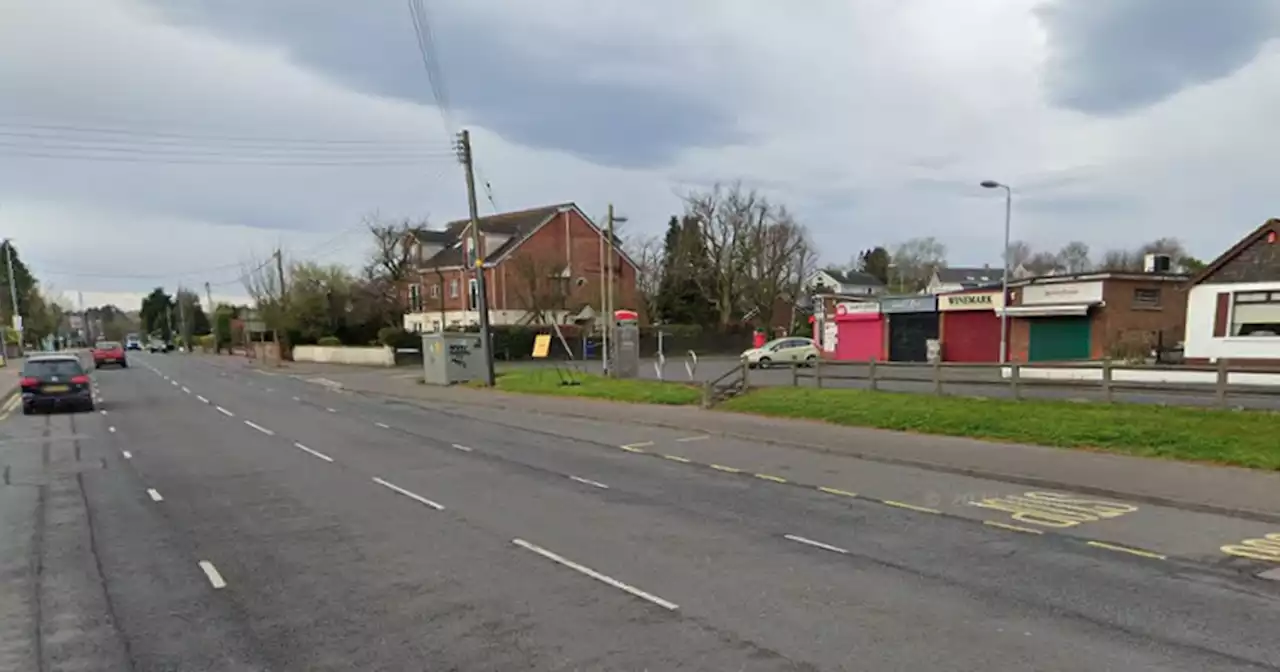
20,355,95,414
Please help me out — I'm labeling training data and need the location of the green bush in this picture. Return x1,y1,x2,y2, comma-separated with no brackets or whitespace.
317,336,343,347
376,327,419,349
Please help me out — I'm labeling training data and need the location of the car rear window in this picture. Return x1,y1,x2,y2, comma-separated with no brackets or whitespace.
23,359,85,377
95,341,121,350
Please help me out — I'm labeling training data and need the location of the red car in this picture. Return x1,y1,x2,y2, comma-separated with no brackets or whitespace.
92,340,128,369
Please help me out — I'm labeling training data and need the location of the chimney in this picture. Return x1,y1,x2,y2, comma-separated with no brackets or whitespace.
1143,253,1172,273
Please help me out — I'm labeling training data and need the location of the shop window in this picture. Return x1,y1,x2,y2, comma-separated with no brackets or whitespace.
1132,288,1161,308
1231,291,1280,337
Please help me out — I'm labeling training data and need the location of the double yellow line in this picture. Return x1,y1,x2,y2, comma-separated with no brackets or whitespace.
0,393,20,422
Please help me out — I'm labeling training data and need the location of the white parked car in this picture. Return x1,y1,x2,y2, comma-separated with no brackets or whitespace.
741,337,820,369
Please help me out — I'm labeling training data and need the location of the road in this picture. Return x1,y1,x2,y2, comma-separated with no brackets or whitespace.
1,354,1278,670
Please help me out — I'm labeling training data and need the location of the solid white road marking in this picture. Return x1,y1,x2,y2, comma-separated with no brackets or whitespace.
451,443,473,452
293,442,334,463
181,386,191,394
147,488,164,502
197,395,209,404
675,435,710,442
569,475,610,489
784,534,849,555
216,406,234,417
244,420,275,436
198,561,227,589
371,477,445,510
512,539,678,610
121,451,132,459
374,422,390,429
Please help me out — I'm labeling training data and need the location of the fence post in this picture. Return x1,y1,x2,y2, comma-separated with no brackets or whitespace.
933,358,943,395
740,361,750,391
815,358,824,389
1216,358,1229,408
868,358,878,392
702,380,712,408
1010,362,1021,400
1101,358,1113,403
791,362,799,387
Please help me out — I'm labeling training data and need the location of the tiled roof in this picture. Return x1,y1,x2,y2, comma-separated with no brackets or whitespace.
819,268,885,286
935,266,1005,285
416,203,571,269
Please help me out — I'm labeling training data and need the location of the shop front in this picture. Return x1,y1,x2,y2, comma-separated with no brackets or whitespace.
881,295,938,362
833,301,883,361
1004,281,1102,362
938,289,1003,362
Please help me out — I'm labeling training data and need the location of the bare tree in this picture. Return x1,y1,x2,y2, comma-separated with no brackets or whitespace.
890,237,947,291
241,254,285,349
683,182,762,327
1099,238,1189,272
626,234,664,321
740,205,814,328
1006,240,1034,270
1058,241,1092,273
360,214,428,327
1024,251,1065,276
509,253,570,325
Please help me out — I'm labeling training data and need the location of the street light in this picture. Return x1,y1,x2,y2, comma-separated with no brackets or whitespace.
980,180,1012,364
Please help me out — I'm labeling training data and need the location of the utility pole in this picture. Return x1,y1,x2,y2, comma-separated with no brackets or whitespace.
3,240,22,357
177,285,189,352
204,281,214,314
602,204,613,375
455,129,495,386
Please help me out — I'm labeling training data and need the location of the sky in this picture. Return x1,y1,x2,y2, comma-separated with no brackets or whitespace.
2,0,1279,312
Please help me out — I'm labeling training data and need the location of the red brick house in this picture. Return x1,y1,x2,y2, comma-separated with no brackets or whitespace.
401,203,640,332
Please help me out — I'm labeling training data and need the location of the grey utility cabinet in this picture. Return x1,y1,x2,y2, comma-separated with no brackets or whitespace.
421,332,489,385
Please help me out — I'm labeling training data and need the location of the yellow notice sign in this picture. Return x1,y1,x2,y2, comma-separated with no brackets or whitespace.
532,334,552,359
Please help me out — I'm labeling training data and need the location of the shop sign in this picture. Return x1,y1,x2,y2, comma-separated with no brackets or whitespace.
835,301,879,316
1021,281,1102,306
939,291,1004,312
880,296,937,314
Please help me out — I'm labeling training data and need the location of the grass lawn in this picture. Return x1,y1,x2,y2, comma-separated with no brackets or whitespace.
719,387,1280,470
479,368,702,405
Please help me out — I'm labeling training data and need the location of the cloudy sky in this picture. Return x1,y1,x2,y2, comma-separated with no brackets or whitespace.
2,0,1279,311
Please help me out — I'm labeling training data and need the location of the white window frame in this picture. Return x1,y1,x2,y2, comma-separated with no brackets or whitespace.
468,278,479,310
449,278,460,299
429,284,439,299
1230,291,1280,337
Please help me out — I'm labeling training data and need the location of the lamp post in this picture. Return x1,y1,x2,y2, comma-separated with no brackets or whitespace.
980,180,1012,364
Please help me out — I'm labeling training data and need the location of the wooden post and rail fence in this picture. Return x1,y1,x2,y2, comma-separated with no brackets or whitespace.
702,357,1280,409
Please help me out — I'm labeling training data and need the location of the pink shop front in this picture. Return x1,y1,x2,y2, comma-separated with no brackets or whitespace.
825,301,884,361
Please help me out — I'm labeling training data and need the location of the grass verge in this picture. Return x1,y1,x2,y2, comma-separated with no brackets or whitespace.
719,386,1280,470
478,368,702,405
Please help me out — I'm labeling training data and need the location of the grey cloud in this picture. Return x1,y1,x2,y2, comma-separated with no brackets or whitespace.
1037,0,1280,114
142,1,742,167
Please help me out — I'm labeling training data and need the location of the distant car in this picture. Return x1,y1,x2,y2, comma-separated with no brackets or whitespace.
125,334,142,351
20,354,94,414
148,340,169,353
741,337,820,369
91,340,128,368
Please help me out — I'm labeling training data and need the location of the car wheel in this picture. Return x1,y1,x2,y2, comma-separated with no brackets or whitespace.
22,404,34,416
806,354,818,367
758,357,772,369
120,362,128,368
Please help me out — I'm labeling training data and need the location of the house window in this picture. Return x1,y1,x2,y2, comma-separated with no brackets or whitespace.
449,278,459,298
1132,288,1161,308
429,284,439,299
408,284,423,312
468,278,479,310
1231,291,1280,337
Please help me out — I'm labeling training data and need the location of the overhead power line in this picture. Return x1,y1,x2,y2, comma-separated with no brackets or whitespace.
0,119,453,148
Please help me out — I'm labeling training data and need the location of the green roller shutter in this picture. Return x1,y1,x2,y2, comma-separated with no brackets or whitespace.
1028,317,1091,362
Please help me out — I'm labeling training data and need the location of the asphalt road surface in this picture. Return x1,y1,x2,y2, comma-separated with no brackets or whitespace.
2,354,1279,670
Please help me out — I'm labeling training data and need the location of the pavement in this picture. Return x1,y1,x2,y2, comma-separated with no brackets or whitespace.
525,355,1280,410
1,353,1278,669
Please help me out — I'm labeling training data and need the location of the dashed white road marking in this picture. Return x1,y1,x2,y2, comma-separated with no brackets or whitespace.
784,534,849,555
181,386,191,394
264,388,274,393
293,442,334,463
451,443,473,452
121,451,132,459
374,422,390,429
198,561,227,589
171,380,179,387
244,420,275,436
292,396,300,401
512,539,678,611
197,395,209,404
147,488,164,502
569,475,610,489
371,477,445,510
675,435,710,443
99,410,107,416
326,407,337,414
216,406,235,417
108,426,116,433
